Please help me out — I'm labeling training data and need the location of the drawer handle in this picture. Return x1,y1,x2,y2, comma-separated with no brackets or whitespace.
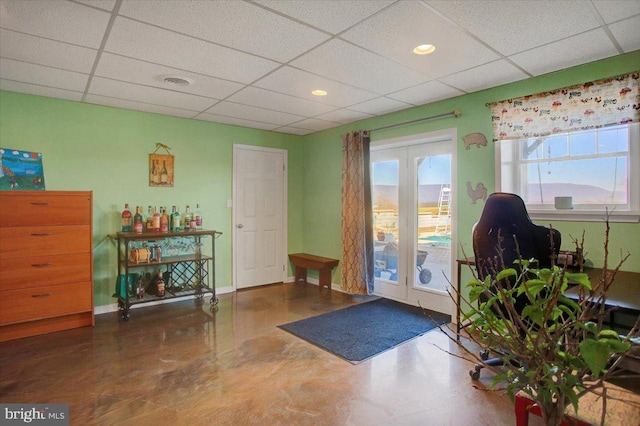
30,202,51,206
32,292,53,298
31,262,52,267
30,233,52,237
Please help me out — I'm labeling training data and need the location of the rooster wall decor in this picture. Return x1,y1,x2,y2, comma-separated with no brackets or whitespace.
466,181,487,204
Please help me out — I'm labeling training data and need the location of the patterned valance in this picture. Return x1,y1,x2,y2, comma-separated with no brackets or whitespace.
490,71,639,141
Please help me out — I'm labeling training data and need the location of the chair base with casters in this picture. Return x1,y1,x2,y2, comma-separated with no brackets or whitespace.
469,349,522,380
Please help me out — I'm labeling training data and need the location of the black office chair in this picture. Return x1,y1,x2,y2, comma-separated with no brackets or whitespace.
469,192,561,379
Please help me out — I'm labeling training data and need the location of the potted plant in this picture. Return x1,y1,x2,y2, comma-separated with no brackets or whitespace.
452,218,638,426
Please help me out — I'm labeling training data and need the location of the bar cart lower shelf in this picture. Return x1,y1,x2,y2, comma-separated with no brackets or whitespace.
114,229,222,321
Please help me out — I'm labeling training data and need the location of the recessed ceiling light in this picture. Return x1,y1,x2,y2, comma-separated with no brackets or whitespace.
413,44,436,55
312,89,327,96
160,75,194,86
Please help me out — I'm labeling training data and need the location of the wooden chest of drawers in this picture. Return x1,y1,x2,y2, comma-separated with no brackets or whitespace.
0,191,94,341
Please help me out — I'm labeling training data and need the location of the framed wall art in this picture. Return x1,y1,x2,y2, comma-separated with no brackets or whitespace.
149,143,174,187
0,148,46,190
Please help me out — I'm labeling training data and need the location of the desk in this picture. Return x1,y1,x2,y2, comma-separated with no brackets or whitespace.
455,261,639,339
456,257,475,340
565,268,640,332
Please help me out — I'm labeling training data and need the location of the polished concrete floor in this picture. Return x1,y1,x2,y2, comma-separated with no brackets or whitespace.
0,282,543,425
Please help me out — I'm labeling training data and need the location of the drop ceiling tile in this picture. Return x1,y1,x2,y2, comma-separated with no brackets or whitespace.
88,77,216,111
0,0,111,48
95,53,244,100
118,0,329,63
315,108,374,124
75,0,117,12
195,112,280,131
253,66,378,108
0,29,97,74
341,1,499,79
272,126,313,135
509,29,620,76
291,38,427,94
227,86,337,116
254,0,395,34
104,17,280,84
348,96,412,115
0,58,89,91
85,94,197,118
387,81,463,106
206,101,305,126
0,79,83,102
608,15,640,53
286,117,342,132
439,60,529,93
592,0,640,24
426,0,601,56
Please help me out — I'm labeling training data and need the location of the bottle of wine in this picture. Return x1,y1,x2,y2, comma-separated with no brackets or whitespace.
150,160,157,184
160,161,168,184
194,203,202,230
152,160,160,184
152,207,160,232
133,206,144,234
172,206,181,232
156,270,165,297
146,205,153,230
183,205,192,231
160,207,169,233
121,203,132,232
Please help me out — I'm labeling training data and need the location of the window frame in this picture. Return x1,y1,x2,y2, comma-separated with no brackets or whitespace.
495,123,639,223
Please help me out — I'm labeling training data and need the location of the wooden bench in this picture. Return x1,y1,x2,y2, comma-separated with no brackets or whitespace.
288,253,339,293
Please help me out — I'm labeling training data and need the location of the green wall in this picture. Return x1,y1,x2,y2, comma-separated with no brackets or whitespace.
0,93,304,307
1,51,638,310
301,51,640,280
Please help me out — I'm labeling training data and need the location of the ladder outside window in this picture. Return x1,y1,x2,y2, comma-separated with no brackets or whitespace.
435,185,451,235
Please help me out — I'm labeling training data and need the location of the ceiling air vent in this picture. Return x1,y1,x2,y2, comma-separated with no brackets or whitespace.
160,75,193,87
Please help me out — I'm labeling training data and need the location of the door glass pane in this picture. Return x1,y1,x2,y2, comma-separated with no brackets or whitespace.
416,155,451,291
373,160,399,284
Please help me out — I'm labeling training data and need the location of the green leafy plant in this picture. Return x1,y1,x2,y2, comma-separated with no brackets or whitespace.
454,219,638,426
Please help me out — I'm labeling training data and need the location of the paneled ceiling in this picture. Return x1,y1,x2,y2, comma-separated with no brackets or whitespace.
1,0,638,135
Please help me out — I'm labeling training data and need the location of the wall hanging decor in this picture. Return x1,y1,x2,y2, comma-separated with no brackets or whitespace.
0,148,45,190
149,143,174,187
466,181,487,204
462,132,488,150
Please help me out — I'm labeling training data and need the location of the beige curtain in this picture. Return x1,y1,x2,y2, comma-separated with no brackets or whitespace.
341,131,373,295
490,71,639,141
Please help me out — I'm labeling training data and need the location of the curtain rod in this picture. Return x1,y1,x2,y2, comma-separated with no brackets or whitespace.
365,109,460,134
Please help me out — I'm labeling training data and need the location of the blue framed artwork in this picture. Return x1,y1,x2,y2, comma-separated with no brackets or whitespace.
0,148,46,190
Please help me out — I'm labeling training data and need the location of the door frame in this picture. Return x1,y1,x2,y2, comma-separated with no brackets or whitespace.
370,128,457,316
232,144,288,290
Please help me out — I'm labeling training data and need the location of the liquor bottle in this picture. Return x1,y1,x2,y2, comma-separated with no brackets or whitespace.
152,160,160,184
194,203,203,230
160,161,168,184
133,206,144,233
156,270,165,297
172,206,181,232
160,207,169,233
152,207,161,232
183,205,192,231
121,203,132,232
146,205,153,230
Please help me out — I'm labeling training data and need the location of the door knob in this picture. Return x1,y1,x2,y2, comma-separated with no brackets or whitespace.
237,224,244,228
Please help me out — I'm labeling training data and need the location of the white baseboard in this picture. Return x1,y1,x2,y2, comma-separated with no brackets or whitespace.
94,285,235,316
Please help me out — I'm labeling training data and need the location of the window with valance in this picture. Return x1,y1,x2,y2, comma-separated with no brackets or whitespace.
492,71,639,222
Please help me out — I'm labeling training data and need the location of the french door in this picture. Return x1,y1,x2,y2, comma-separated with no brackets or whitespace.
371,136,454,315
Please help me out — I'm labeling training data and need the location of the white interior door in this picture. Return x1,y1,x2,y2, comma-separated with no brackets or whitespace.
233,145,287,289
371,134,455,316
